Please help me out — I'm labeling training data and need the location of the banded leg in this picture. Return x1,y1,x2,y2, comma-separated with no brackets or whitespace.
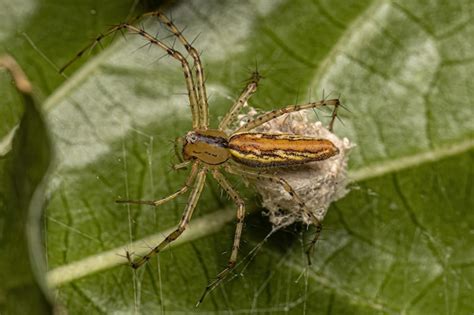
144,11,209,128
226,166,322,265
127,167,207,268
59,23,201,129
234,98,340,133
197,169,246,305
117,161,199,206
218,71,261,130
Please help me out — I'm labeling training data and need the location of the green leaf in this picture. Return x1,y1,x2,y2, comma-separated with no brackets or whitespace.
0,0,155,313
11,0,474,313
0,0,150,151
0,58,52,314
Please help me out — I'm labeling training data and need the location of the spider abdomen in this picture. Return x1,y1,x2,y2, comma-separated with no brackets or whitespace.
228,132,339,168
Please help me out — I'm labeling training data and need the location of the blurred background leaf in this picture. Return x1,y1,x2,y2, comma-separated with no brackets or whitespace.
1,0,473,314
0,58,52,314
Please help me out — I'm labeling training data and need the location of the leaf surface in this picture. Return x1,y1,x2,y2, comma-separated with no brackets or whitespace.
9,0,474,313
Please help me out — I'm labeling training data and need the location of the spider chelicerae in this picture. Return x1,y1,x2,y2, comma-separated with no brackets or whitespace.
61,11,342,304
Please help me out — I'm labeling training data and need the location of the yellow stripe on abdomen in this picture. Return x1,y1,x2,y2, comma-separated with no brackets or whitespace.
228,133,339,168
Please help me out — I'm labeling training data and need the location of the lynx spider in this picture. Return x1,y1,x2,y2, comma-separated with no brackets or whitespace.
61,11,342,304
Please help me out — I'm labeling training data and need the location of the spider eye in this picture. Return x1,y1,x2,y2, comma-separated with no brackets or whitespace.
186,132,199,143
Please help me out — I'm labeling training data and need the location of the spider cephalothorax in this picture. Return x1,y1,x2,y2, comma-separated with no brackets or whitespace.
183,130,230,165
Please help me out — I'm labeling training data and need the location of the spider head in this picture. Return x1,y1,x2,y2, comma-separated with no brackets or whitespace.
182,130,230,165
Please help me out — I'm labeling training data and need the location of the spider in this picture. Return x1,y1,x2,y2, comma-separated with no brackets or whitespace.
61,11,342,305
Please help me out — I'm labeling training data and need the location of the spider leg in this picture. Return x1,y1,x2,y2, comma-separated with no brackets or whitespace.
60,23,201,129
127,166,207,268
144,11,209,129
226,165,322,265
328,99,339,132
116,161,199,207
174,136,185,163
0,55,32,94
173,160,192,171
234,98,340,133
197,169,246,306
218,71,261,130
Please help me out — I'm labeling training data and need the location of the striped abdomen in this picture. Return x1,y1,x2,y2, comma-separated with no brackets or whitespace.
228,133,339,168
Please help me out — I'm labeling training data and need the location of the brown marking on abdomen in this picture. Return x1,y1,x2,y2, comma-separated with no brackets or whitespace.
228,133,339,168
